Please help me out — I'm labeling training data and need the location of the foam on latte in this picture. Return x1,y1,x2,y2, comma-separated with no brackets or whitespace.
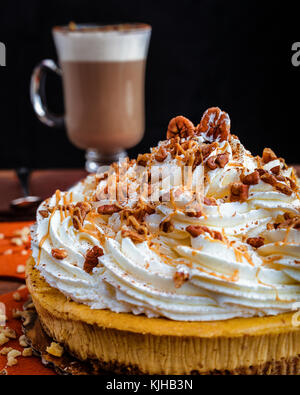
53,24,151,62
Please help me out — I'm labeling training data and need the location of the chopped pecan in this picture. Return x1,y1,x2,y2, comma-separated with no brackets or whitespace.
186,225,209,238
201,142,218,159
256,168,266,177
287,177,297,191
186,225,222,240
137,153,151,167
83,246,103,273
204,196,217,206
173,270,189,288
142,204,156,216
195,107,231,142
277,215,300,230
185,204,203,218
51,248,68,260
241,171,260,185
159,220,174,233
262,148,277,163
96,172,108,182
206,155,218,170
275,174,286,182
246,237,264,248
259,171,277,186
73,202,91,230
275,182,293,196
284,212,292,220
166,116,195,140
97,204,121,215
270,165,280,175
154,146,168,162
215,153,229,168
121,229,145,243
259,171,293,195
192,149,203,170
39,210,49,218
212,231,223,241
206,153,229,170
230,183,249,202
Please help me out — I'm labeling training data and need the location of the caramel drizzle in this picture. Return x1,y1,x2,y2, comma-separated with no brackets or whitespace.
255,267,283,302
196,266,239,283
148,242,178,267
37,190,61,265
228,240,254,267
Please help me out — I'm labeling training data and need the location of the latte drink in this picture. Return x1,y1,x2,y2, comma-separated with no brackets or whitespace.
61,59,146,154
51,24,151,169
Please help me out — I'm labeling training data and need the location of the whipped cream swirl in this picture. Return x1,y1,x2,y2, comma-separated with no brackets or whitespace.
31,109,300,321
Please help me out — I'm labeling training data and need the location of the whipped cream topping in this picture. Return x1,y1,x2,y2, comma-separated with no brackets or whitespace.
31,108,300,321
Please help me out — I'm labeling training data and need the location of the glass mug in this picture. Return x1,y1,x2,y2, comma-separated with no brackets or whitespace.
30,23,151,172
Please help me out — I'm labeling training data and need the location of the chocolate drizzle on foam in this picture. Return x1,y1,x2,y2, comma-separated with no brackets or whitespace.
31,107,300,321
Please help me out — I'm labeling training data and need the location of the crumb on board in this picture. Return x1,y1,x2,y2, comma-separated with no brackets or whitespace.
22,347,32,357
46,342,64,357
16,265,25,273
19,335,27,348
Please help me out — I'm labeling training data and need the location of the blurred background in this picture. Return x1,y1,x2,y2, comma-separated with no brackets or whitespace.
0,0,297,169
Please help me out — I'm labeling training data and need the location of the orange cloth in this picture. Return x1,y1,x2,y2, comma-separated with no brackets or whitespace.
0,288,55,375
0,222,33,279
0,221,55,374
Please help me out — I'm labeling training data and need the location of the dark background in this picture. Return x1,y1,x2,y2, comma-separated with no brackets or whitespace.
0,0,298,169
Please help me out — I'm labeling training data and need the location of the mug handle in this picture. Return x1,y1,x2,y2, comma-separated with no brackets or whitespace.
30,59,64,128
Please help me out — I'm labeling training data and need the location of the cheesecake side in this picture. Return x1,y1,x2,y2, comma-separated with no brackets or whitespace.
26,257,300,375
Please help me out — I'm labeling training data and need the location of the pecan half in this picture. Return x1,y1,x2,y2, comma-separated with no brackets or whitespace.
83,246,104,274
196,107,231,142
230,182,249,202
166,116,195,140
241,171,260,185
262,148,277,163
97,204,121,215
246,237,264,248
73,202,91,230
173,270,189,289
51,248,68,260
215,153,229,168
39,209,49,218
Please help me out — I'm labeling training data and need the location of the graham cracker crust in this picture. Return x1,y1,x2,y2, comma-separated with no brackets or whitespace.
23,307,300,375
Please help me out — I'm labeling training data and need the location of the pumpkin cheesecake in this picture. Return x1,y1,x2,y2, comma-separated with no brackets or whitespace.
27,107,300,374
